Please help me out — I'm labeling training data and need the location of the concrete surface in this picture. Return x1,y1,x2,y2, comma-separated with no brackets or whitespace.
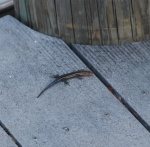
0,16,150,147
0,126,17,147
72,42,150,128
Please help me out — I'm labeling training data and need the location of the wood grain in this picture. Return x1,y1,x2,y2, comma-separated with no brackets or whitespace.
14,0,150,45
55,0,75,43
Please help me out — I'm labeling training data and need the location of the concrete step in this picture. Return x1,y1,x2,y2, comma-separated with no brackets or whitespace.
0,15,149,147
0,126,17,147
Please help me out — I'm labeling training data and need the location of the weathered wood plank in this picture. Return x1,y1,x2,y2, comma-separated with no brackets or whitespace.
113,0,133,44
55,0,74,43
14,0,150,45
33,0,49,34
97,0,110,45
70,0,89,44
13,0,20,19
131,0,150,41
24,0,37,29
46,0,59,36
18,0,29,25
84,0,101,45
107,0,118,44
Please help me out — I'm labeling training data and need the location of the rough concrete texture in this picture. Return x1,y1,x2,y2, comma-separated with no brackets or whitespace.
0,127,17,147
0,16,150,147
73,42,150,125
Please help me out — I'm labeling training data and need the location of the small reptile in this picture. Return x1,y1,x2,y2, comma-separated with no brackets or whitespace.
37,70,93,98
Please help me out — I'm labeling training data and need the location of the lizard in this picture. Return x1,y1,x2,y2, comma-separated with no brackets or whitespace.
37,70,93,98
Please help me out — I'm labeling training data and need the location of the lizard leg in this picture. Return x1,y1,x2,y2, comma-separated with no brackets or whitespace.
77,76,83,80
62,80,69,85
52,74,59,78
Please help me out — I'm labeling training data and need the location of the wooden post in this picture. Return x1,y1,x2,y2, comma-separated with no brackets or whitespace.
13,0,150,45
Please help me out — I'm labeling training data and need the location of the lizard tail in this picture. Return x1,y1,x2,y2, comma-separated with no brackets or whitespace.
37,80,57,98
